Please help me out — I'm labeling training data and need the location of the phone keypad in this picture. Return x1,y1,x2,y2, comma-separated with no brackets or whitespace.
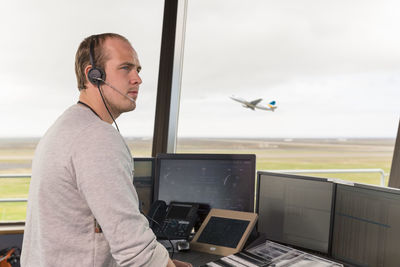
161,219,190,239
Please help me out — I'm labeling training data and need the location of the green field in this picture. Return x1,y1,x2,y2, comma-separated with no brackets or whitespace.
0,137,395,221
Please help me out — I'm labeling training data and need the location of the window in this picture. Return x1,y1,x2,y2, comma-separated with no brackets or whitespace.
177,0,400,185
0,0,164,222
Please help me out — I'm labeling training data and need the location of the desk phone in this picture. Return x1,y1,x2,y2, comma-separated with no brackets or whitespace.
148,201,199,240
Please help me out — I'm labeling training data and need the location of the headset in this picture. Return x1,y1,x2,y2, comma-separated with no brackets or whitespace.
85,36,138,132
88,38,106,86
86,36,120,132
87,36,137,104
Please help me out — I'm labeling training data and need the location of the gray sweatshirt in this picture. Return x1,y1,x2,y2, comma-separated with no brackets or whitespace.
21,104,169,267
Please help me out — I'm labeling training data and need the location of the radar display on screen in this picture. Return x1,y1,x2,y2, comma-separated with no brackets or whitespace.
154,154,256,212
332,184,400,266
257,172,335,254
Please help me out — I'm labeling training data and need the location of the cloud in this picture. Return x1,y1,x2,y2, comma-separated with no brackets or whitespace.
0,0,399,138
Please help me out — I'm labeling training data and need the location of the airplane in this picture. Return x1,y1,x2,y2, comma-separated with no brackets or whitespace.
230,95,277,111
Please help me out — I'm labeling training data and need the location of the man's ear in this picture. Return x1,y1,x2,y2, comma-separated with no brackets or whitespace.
85,65,92,80
84,65,93,88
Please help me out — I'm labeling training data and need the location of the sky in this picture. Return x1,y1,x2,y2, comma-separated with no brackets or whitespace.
0,0,399,138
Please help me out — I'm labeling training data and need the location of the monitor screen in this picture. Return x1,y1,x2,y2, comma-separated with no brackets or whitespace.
133,157,155,215
332,183,400,266
166,203,193,219
256,171,335,254
197,217,250,248
154,154,256,212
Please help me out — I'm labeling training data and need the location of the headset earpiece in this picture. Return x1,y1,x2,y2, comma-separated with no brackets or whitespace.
88,67,105,85
88,37,106,86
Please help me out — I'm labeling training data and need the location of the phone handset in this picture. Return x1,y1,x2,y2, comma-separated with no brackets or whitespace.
147,201,200,240
147,200,167,233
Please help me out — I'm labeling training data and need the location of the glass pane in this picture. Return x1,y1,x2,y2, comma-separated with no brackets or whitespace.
177,0,400,185
0,0,164,222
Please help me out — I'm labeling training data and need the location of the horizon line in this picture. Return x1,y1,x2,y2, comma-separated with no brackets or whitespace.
0,136,396,140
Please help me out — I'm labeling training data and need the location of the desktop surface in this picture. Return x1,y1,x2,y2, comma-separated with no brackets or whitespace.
173,250,222,266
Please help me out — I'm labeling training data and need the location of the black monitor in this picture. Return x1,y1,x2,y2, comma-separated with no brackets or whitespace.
256,171,335,254
332,183,400,266
133,157,155,215
154,154,256,212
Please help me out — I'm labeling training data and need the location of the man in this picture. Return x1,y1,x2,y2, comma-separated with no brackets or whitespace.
21,33,191,267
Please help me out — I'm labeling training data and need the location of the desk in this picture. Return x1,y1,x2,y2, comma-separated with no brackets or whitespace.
0,222,24,251
165,229,260,266
0,222,24,235
173,250,221,266
174,236,347,267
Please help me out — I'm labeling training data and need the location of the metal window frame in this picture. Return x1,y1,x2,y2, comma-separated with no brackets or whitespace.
152,0,187,156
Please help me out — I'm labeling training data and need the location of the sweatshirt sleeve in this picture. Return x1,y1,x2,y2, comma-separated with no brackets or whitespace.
71,123,169,267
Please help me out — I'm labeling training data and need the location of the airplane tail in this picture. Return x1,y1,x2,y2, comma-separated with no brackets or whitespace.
268,101,277,112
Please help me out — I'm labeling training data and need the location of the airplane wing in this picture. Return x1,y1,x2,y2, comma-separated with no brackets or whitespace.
230,96,246,104
250,98,263,105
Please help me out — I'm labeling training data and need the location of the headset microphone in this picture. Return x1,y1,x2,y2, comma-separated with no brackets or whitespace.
87,36,131,133
94,77,136,103
88,38,136,104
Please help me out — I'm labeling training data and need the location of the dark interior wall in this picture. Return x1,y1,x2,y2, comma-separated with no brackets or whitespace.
0,233,23,250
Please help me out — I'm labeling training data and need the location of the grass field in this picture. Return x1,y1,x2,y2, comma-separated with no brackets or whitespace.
0,137,395,221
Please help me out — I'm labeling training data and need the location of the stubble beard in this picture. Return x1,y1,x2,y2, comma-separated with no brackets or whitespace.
109,99,136,117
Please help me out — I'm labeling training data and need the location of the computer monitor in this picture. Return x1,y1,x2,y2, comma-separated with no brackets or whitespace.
154,154,256,212
256,171,335,254
332,183,400,266
133,157,155,215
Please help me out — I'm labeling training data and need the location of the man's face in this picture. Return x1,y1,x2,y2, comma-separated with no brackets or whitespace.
101,38,142,116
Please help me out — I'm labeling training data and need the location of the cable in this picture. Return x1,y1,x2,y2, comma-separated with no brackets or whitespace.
97,84,120,132
142,213,175,259
96,83,175,258
0,247,20,265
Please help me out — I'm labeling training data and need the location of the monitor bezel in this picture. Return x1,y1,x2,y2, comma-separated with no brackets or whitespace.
154,153,256,212
256,171,337,255
132,157,155,206
132,157,155,181
331,182,400,265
